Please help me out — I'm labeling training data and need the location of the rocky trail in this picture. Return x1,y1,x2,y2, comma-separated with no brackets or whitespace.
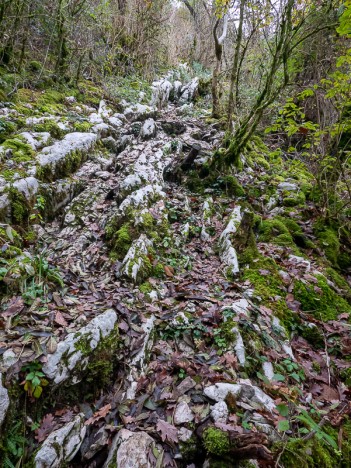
1,71,351,467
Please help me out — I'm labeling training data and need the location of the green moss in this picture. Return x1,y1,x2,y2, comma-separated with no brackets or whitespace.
294,274,351,321
326,267,351,293
203,428,230,456
112,223,132,257
9,188,30,224
273,437,337,468
300,323,324,348
259,218,291,242
28,61,41,71
139,281,153,294
76,81,103,106
33,120,64,139
314,226,340,266
0,119,16,143
242,256,298,331
2,137,34,162
283,191,306,207
73,326,120,397
153,262,165,278
0,225,22,248
36,148,84,181
217,175,245,197
127,254,152,283
73,121,93,132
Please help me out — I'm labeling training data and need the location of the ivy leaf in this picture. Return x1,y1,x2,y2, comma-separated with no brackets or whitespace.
276,404,289,417
290,372,301,382
277,419,290,432
273,373,286,382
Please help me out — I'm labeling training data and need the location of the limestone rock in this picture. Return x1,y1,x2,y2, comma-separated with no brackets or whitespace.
12,176,39,200
42,309,118,385
219,206,242,275
211,401,228,423
119,234,153,282
178,427,193,442
140,118,157,139
101,136,119,153
34,414,86,468
262,361,275,381
278,181,298,192
1,349,17,371
174,400,194,425
91,122,111,137
81,427,109,460
204,383,242,402
151,79,173,108
124,103,157,122
0,372,9,428
0,193,11,221
37,132,97,179
179,77,199,103
20,132,51,150
232,326,246,366
239,379,276,412
104,429,155,468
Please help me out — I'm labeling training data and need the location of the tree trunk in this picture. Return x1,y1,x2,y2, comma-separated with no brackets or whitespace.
227,0,246,129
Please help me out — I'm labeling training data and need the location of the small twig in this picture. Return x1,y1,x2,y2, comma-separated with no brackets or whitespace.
322,329,331,387
174,293,218,304
275,440,288,468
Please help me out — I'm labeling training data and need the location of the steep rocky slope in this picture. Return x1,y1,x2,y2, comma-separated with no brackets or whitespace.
0,71,351,467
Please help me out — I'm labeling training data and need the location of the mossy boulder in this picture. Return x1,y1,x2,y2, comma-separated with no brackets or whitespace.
294,274,351,321
203,428,230,456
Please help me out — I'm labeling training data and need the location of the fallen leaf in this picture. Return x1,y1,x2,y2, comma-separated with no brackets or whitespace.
164,266,175,277
156,419,178,443
35,414,57,442
54,311,68,327
85,403,111,425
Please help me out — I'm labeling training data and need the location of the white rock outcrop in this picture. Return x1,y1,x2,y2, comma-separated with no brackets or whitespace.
180,77,199,103
12,176,39,200
232,326,246,366
174,400,194,425
37,132,97,178
211,401,228,423
124,103,156,122
35,414,86,468
151,79,173,108
140,118,157,139
104,429,155,468
42,309,118,384
20,132,51,150
219,206,242,275
204,383,242,402
204,380,275,413
0,373,9,428
120,234,153,282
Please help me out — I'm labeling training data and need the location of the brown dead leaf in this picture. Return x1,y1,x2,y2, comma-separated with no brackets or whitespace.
35,413,57,442
156,419,178,443
164,265,175,277
54,311,68,327
85,403,111,425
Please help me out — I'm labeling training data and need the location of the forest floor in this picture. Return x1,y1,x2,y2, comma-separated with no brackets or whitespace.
0,74,351,467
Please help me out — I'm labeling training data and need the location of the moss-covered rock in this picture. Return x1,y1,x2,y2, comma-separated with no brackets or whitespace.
1,137,34,163
294,274,351,321
203,428,230,456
